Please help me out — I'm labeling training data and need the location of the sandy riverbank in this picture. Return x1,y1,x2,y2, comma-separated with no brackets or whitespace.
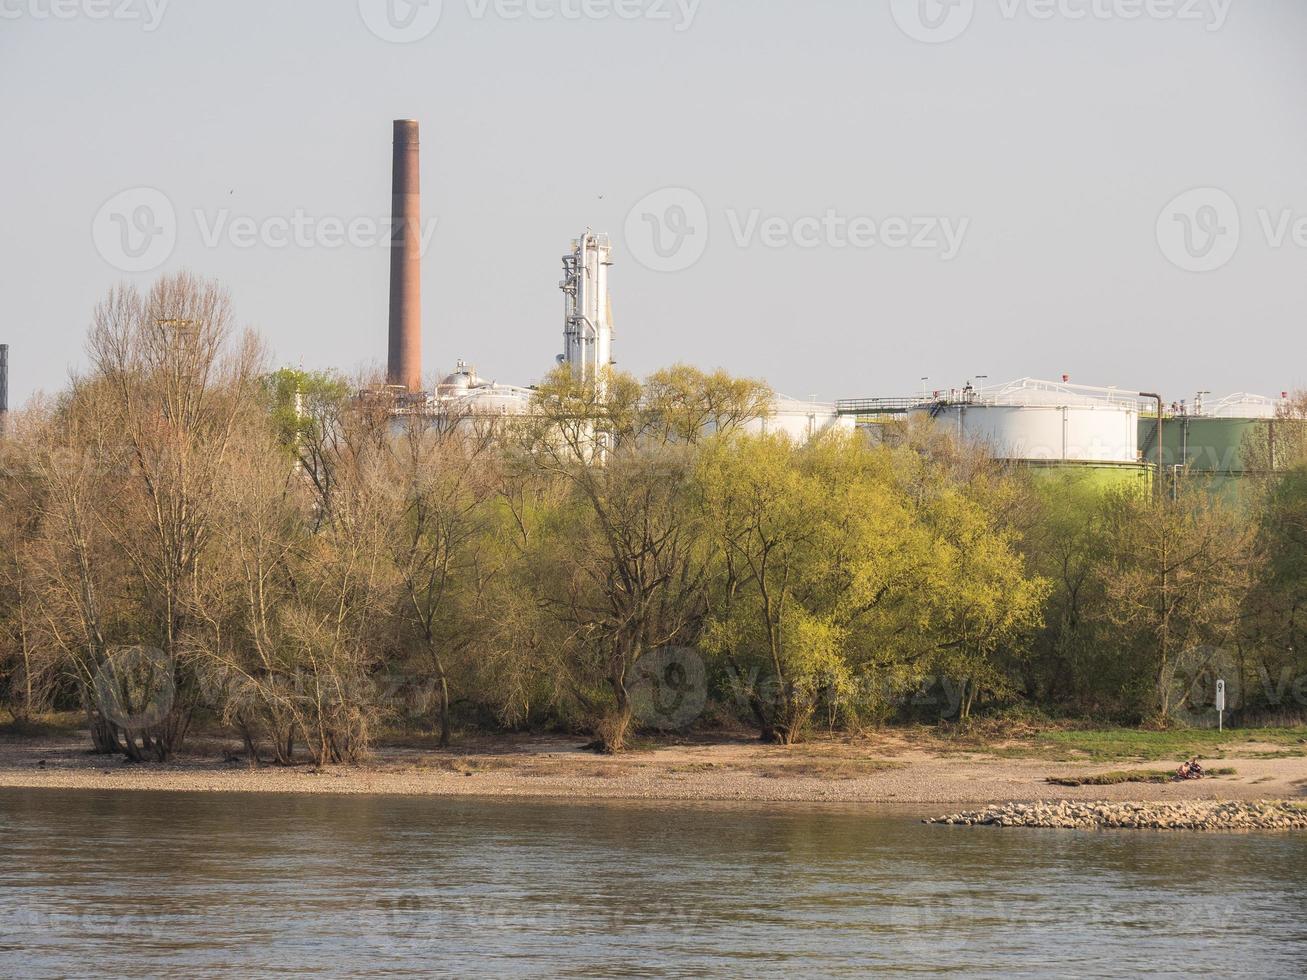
2,729,1305,805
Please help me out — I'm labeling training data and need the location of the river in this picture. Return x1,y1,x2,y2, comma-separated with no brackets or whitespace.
1,789,1304,977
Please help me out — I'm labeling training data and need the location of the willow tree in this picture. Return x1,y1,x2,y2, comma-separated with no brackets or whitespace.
915,480,1049,723
698,432,940,743
509,366,764,752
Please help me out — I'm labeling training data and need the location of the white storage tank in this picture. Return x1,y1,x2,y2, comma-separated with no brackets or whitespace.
915,378,1139,464
1198,393,1280,420
750,396,856,441
431,361,534,417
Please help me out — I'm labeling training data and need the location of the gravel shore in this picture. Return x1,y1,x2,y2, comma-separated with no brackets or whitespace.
928,800,1307,831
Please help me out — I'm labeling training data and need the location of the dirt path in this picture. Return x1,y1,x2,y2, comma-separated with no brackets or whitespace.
2,732,1305,804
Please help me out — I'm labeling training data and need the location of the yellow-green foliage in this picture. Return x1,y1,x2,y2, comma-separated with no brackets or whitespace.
697,430,1048,741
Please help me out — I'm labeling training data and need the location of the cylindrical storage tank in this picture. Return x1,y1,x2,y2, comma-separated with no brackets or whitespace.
913,381,1138,464
747,397,856,441
1147,416,1266,474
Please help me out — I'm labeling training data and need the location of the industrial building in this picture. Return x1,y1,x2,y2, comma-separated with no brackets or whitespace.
4,120,1291,472
378,120,850,442
838,377,1295,494
354,118,1295,469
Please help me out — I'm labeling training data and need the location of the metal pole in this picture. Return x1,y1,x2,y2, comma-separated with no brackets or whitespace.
1140,392,1164,499
0,344,8,435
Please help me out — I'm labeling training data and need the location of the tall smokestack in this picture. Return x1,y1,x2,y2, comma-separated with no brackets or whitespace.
388,119,422,392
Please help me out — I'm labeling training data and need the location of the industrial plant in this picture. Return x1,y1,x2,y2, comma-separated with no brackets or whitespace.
0,119,1294,481
367,119,1290,489
376,119,854,443
838,378,1289,493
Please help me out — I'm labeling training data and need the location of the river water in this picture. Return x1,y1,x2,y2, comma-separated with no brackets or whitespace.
1,789,1304,978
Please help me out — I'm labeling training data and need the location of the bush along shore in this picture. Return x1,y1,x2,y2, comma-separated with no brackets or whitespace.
928,800,1307,832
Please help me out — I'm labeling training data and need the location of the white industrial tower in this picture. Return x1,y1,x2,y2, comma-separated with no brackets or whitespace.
559,231,614,394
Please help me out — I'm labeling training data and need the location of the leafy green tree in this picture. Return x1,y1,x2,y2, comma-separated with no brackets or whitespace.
917,478,1050,722
641,364,773,444
699,434,929,742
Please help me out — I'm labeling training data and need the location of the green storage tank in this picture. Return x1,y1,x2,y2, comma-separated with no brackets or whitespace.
1137,409,1293,499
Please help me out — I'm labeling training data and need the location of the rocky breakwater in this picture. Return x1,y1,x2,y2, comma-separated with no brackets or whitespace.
928,800,1307,832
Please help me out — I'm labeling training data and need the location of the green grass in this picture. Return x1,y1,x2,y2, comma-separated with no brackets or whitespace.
1046,766,1237,787
943,726,1307,763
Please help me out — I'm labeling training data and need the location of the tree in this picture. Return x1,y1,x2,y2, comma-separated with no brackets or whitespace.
510,367,722,752
917,476,1049,722
0,406,60,722
386,408,501,747
4,382,143,753
198,423,307,765
641,364,773,444
82,272,265,759
1242,461,1307,715
1094,485,1257,723
698,433,931,742
1018,474,1123,714
262,367,353,524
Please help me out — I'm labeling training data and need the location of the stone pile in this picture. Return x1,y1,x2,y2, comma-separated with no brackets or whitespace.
928,800,1307,832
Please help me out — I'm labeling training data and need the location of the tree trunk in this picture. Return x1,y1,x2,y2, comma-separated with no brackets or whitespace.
87,709,121,755
437,676,451,750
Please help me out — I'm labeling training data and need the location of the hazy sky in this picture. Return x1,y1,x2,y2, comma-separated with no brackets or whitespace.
2,0,1305,407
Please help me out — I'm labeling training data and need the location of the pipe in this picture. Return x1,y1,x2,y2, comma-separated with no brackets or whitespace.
0,344,8,434
1140,392,1163,499
387,120,423,392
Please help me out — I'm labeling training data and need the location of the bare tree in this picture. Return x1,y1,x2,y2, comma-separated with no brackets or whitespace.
82,272,265,759
385,404,501,747
1096,485,1257,722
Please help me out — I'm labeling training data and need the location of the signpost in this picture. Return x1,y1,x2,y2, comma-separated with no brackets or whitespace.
1216,679,1226,733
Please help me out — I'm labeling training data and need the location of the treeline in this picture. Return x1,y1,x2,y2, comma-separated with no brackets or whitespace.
0,274,1304,762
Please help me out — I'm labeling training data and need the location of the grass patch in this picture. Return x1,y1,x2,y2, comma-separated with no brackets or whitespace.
751,759,905,780
944,726,1307,763
0,711,83,739
1046,767,1237,787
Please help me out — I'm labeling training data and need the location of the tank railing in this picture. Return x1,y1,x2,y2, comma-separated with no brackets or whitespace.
972,378,1145,409
835,396,923,416
961,392,1142,410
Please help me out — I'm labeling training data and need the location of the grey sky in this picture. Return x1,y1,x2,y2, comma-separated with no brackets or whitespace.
2,0,1305,408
